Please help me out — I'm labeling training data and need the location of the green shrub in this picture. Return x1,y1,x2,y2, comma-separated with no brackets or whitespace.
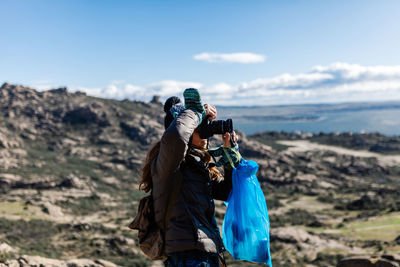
270,209,318,227
0,218,60,258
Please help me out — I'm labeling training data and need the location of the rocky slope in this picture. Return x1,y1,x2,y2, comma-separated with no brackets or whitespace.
0,83,399,267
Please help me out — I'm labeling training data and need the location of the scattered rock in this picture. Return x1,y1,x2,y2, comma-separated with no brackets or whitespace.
338,256,399,267
1,82,399,267
318,180,336,189
108,236,138,255
42,201,64,217
74,91,87,96
63,106,110,126
14,255,117,267
0,131,20,149
271,227,354,261
0,132,9,148
13,176,57,190
0,174,22,191
0,243,16,253
18,255,65,267
120,116,163,145
94,259,118,267
347,193,381,210
66,258,105,267
150,95,161,104
272,227,314,244
238,131,274,159
48,87,69,95
0,259,19,267
58,175,89,189
294,173,317,184
102,177,120,187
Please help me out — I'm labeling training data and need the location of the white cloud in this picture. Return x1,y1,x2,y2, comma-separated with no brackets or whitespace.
231,62,400,104
238,62,400,93
75,83,145,100
312,62,400,80
74,80,204,103
201,83,237,102
193,52,265,64
239,72,334,91
147,80,203,97
201,83,234,94
50,62,400,106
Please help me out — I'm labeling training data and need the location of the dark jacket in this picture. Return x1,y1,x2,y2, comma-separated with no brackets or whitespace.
151,109,232,254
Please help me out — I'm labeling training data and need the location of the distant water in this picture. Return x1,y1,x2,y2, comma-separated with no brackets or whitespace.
219,108,400,136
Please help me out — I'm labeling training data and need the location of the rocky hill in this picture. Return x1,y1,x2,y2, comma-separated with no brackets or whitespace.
0,83,399,267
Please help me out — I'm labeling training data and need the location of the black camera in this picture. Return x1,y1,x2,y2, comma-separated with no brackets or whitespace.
199,116,233,139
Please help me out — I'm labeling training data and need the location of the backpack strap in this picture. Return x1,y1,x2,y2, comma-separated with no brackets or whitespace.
222,147,235,169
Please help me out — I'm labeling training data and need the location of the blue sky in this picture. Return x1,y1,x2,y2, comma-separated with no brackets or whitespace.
1,0,400,105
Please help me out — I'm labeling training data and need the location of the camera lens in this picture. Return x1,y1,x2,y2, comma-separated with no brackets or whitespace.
199,118,233,139
224,119,233,133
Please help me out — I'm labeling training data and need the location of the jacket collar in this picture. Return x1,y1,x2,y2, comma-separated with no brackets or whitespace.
186,147,209,173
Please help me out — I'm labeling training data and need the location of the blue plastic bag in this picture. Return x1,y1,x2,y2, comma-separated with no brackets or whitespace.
222,159,272,266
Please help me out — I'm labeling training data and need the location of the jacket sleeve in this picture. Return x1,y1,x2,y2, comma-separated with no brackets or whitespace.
211,167,233,201
155,109,200,180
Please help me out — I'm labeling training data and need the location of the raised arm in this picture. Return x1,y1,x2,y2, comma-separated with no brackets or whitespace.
155,109,200,179
211,131,239,200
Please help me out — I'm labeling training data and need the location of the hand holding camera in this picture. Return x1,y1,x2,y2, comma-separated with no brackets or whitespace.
204,104,217,120
222,131,239,147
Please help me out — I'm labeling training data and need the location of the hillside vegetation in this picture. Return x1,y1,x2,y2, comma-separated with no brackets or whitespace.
0,83,399,267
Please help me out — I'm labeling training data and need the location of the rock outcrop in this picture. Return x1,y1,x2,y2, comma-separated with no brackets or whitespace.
0,255,118,267
0,83,399,267
338,256,399,267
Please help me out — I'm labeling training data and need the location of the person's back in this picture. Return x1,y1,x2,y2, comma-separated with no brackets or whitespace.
150,89,235,266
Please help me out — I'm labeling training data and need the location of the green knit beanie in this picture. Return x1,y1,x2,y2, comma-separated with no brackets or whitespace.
183,88,206,123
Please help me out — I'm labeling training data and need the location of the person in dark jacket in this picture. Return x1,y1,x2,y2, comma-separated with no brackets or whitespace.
140,90,237,266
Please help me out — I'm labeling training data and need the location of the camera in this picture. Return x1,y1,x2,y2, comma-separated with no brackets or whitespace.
199,116,233,139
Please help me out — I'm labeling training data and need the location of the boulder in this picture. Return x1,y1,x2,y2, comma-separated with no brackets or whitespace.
63,106,110,126
107,236,138,256
94,260,118,267
0,260,19,267
18,255,66,267
150,95,161,104
15,255,118,267
0,131,20,149
0,132,9,148
13,176,57,190
58,175,88,189
42,201,64,217
66,259,104,267
272,227,316,244
271,227,352,261
0,243,16,253
347,193,381,210
337,256,399,267
0,174,22,191
237,131,274,159
120,116,163,145
48,87,69,95
294,173,317,184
